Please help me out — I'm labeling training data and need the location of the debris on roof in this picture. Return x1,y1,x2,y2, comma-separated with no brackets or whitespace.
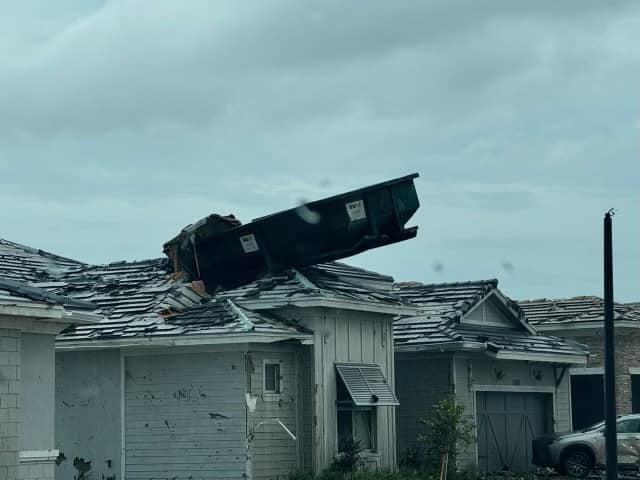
162,174,420,289
519,296,640,327
0,278,95,310
57,298,310,343
216,262,404,311
393,279,588,361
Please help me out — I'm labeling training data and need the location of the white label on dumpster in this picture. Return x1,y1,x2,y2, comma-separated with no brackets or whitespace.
239,234,259,253
346,200,366,221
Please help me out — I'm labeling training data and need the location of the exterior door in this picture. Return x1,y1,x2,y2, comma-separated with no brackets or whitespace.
476,391,553,472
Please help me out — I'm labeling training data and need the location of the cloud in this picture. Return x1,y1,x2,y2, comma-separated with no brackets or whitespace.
0,0,638,300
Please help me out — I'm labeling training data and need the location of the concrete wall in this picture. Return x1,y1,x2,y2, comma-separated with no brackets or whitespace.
55,349,121,480
21,334,55,452
453,356,571,468
395,355,452,461
280,307,397,472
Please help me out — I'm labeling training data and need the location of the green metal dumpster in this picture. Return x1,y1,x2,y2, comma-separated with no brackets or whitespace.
166,173,420,289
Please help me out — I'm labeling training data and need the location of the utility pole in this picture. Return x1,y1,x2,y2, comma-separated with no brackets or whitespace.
603,209,617,480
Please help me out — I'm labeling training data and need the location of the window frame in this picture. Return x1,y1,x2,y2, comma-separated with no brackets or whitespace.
262,359,282,397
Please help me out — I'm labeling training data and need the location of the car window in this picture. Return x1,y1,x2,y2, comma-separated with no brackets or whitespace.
617,419,640,434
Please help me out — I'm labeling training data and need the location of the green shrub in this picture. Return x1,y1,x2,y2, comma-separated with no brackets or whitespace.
416,394,475,475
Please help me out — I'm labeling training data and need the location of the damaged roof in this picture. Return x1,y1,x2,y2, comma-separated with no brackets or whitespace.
216,262,411,315
519,296,640,329
0,238,84,282
393,280,588,363
0,237,408,345
58,297,310,344
0,277,95,311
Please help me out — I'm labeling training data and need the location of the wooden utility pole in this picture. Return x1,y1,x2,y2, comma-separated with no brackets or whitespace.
603,210,617,480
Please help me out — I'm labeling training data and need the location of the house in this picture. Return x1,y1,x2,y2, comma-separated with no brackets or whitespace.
519,297,640,429
0,237,413,480
393,280,588,473
0,276,98,480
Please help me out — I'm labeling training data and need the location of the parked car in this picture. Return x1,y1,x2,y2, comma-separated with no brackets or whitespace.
532,414,640,477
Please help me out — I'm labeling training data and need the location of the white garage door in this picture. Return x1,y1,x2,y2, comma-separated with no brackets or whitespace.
125,352,246,480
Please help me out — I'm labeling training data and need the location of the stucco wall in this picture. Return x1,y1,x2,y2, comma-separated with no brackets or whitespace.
21,333,55,452
395,354,452,461
55,349,122,480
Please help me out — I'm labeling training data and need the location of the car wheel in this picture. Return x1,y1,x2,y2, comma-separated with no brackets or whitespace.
561,448,594,477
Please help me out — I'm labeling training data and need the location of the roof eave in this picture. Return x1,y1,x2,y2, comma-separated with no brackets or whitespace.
55,332,314,351
486,350,588,366
237,297,418,316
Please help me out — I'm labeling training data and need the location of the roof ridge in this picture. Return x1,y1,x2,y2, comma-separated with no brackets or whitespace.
518,295,601,303
0,238,86,266
394,278,498,289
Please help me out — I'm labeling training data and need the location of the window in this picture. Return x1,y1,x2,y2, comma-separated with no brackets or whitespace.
337,407,376,452
264,362,281,394
336,373,376,452
632,375,640,414
617,418,640,434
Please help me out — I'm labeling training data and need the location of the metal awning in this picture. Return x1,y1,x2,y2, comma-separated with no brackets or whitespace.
335,363,399,406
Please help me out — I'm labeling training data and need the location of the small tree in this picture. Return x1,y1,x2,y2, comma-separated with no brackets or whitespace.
417,394,475,474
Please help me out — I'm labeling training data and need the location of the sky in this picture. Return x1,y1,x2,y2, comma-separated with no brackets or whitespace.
0,0,638,302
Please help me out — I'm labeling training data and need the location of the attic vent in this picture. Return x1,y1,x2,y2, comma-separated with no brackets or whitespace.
335,363,399,406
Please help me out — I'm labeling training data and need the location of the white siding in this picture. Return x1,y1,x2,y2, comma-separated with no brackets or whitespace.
124,352,246,480
280,307,397,472
248,349,299,480
462,296,519,329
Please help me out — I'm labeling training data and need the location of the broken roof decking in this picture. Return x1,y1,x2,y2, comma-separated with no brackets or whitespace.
393,280,588,363
0,238,84,282
0,277,95,311
216,262,412,315
40,256,403,344
519,296,640,330
57,298,310,344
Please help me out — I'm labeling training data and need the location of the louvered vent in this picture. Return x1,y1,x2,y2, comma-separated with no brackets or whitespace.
335,363,399,406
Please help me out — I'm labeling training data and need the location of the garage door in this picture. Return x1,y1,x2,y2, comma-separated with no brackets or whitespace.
476,391,553,472
125,352,247,480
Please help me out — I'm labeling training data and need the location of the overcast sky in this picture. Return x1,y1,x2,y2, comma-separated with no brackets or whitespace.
1,1,638,301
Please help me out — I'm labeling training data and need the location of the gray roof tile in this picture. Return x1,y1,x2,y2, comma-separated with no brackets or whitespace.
393,280,587,359
518,296,640,326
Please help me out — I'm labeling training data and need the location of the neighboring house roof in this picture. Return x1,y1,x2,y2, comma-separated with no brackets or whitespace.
518,296,640,330
393,280,588,364
0,238,85,282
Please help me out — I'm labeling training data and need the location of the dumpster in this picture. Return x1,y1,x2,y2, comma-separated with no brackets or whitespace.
165,173,420,289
